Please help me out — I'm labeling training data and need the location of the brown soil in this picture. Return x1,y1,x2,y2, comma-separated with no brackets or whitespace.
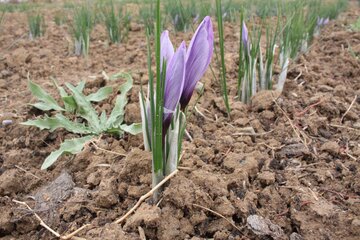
1,1,360,240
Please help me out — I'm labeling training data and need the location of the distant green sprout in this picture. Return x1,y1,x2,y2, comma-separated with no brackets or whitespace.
238,20,262,103
0,10,4,28
102,1,130,44
139,3,156,35
351,17,360,31
216,0,231,114
165,0,196,32
197,0,212,22
63,2,76,9
22,73,141,170
254,0,279,20
221,0,241,22
28,13,45,40
54,11,67,26
259,23,278,91
72,5,93,56
0,2,34,13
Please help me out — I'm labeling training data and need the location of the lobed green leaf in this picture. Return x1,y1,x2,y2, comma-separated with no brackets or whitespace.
41,135,93,170
22,113,93,134
29,80,64,111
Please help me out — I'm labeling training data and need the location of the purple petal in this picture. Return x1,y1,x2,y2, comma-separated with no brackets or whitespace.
242,21,248,49
180,16,214,108
163,41,186,133
317,17,324,27
323,18,329,25
161,30,174,71
193,14,199,24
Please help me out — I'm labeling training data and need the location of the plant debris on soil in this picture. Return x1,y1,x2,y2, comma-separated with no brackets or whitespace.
1,1,360,240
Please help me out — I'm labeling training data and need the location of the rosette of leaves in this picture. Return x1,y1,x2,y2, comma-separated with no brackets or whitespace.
22,73,141,170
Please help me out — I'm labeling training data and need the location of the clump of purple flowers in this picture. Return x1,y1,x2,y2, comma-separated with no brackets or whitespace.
317,17,330,27
314,16,330,37
140,16,213,176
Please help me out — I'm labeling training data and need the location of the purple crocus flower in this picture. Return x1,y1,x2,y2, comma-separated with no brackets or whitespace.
179,16,214,108
323,18,329,25
193,14,200,24
146,16,213,136
145,32,186,138
242,21,249,50
173,14,179,27
160,30,175,71
162,42,186,133
317,17,324,27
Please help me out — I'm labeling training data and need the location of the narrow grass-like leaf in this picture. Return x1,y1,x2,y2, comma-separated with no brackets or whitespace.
216,0,231,116
41,135,93,170
28,13,44,39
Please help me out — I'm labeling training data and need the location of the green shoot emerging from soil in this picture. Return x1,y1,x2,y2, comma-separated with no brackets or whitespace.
102,1,130,44
54,11,67,26
28,13,45,40
351,17,360,31
22,73,141,170
216,0,231,116
72,4,94,56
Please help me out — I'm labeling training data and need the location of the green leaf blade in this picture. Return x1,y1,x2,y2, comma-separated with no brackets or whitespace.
41,135,93,170
86,86,113,102
29,80,64,111
22,114,92,134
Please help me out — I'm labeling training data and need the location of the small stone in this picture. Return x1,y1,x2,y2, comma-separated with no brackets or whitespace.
0,79,7,89
320,141,340,155
95,190,118,208
130,23,141,32
125,103,141,123
123,203,160,231
260,110,275,120
2,119,13,126
247,215,286,240
0,70,12,78
334,85,347,97
213,230,230,240
38,48,53,59
351,217,360,235
234,118,250,126
251,90,280,111
214,196,236,216
290,232,303,240
318,85,334,92
257,171,276,186
351,218,360,227
0,169,22,195
0,206,15,234
86,171,101,186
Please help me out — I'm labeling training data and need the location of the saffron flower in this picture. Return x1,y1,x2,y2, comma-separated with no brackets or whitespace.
242,21,249,50
160,31,186,133
317,17,329,27
180,16,214,108
323,18,329,25
141,16,214,148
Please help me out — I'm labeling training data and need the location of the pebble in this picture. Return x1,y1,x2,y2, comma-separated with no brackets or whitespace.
257,171,276,186
320,141,340,155
1,120,13,126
